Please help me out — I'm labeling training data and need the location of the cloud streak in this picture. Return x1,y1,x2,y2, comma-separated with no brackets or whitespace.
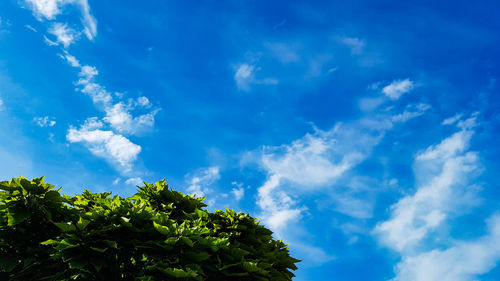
33,116,56,127
251,117,392,235
186,166,220,198
48,22,79,47
24,0,97,41
67,117,141,172
234,63,278,91
393,215,500,281
382,79,414,100
374,115,500,280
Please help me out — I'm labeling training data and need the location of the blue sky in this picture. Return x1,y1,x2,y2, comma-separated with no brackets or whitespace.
1,0,500,280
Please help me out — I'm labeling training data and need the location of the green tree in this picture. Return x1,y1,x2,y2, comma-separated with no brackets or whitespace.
0,176,299,280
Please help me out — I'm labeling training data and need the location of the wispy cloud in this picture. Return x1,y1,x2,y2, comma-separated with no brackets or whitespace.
231,182,245,201
382,79,415,100
442,113,463,125
375,116,480,251
25,24,37,32
23,0,97,41
185,166,220,197
23,0,61,20
21,0,155,174
394,214,500,281
103,101,159,136
234,63,255,91
61,56,159,171
33,116,56,127
392,103,431,123
125,177,143,186
250,117,391,234
59,52,80,67
66,117,141,173
48,22,79,47
77,0,97,40
373,115,500,280
234,63,278,91
340,37,366,55
61,54,161,137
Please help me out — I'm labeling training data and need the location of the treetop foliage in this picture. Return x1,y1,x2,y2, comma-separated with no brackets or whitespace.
0,176,299,280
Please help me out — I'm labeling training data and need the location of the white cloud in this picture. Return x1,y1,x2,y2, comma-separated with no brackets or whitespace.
186,166,220,197
43,35,58,46
0,99,3,110
442,113,463,125
334,193,374,219
33,116,56,127
259,122,386,189
24,0,62,20
137,96,151,108
74,65,114,105
375,120,479,252
48,22,79,48
393,215,500,281
103,102,159,135
78,65,98,80
125,177,143,186
25,24,37,32
60,53,80,67
234,63,278,91
252,118,391,235
80,82,113,105
256,174,305,232
373,115,500,280
382,79,414,100
72,62,159,135
231,182,245,201
77,0,97,40
291,242,336,266
341,37,365,55
66,117,141,172
392,103,431,123
57,52,159,173
23,0,97,40
234,63,255,91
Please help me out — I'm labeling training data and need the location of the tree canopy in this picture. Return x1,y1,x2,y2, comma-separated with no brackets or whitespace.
0,176,299,280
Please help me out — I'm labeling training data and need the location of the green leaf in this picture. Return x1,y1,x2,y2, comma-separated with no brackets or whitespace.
40,239,58,245
120,216,132,227
44,190,62,203
103,240,118,249
195,209,208,219
185,251,210,262
0,256,19,272
76,217,90,230
243,261,262,272
7,207,30,226
55,239,79,251
0,177,301,280
53,222,76,232
179,236,194,247
163,267,195,278
68,259,87,269
164,237,179,245
90,246,108,253
153,221,170,235
231,248,250,259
